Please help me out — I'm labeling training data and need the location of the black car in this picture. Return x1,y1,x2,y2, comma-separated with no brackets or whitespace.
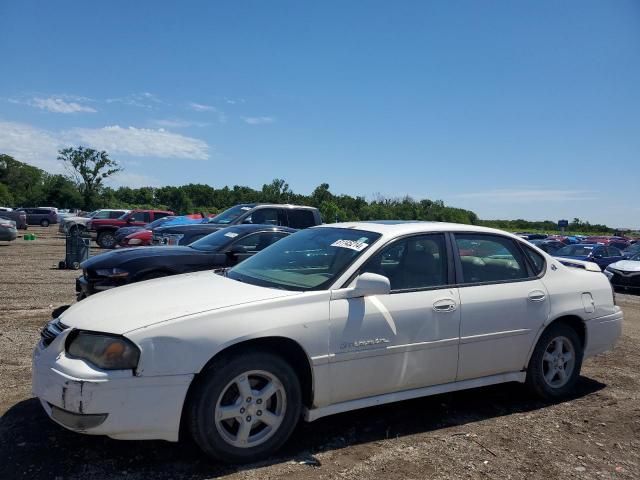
529,239,566,255
76,225,294,298
152,203,321,246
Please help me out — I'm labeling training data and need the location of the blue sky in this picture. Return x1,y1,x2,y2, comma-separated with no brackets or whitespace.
1,1,639,227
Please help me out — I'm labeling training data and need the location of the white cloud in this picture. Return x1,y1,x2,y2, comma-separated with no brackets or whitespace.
30,97,97,113
71,125,210,160
242,116,275,125
188,102,227,123
108,171,161,188
189,102,215,112
0,121,211,170
454,189,597,202
151,118,210,128
106,92,163,109
0,121,64,171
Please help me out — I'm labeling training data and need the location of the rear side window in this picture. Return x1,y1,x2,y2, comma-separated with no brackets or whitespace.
246,208,286,226
287,210,316,229
522,245,546,276
454,234,529,284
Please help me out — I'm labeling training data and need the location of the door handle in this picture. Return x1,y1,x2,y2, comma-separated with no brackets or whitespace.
528,291,546,302
433,299,457,312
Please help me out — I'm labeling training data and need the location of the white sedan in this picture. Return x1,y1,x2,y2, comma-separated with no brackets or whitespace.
33,222,622,462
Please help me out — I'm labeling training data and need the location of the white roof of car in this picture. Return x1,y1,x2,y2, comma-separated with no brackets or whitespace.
316,220,517,238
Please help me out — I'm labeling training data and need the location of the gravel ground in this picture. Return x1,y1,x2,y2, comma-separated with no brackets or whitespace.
1,226,639,480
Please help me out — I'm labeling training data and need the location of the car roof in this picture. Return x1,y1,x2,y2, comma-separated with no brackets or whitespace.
314,221,524,239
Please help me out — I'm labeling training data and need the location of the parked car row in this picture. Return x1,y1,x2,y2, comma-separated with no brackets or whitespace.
33,220,623,463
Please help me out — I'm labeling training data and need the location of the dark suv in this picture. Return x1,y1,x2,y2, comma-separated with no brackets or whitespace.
17,208,58,227
152,203,322,246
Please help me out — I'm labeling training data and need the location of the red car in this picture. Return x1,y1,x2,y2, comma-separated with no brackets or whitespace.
88,209,174,248
122,229,153,247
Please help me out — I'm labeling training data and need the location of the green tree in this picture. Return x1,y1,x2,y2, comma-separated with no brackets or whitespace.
58,147,122,209
0,183,14,206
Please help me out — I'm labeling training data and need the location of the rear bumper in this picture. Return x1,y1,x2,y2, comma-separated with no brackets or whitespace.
32,333,192,441
0,229,17,241
584,308,623,358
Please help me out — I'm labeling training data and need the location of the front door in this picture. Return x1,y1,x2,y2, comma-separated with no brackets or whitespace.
329,233,460,404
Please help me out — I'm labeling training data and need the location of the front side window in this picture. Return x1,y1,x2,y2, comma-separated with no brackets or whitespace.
227,227,381,291
231,232,288,253
455,234,528,284
360,234,448,291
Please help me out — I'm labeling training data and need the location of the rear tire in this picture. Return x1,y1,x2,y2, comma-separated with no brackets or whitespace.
97,231,116,249
40,219,50,227
526,322,583,400
188,351,301,463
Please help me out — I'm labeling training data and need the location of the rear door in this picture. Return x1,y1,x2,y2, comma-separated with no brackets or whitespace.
452,233,550,381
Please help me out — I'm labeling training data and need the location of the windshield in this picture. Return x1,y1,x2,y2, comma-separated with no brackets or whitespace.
556,245,594,256
207,205,255,224
227,227,381,291
190,227,244,251
632,253,640,261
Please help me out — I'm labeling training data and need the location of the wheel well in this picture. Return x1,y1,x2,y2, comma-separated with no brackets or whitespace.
179,337,314,440
548,315,586,348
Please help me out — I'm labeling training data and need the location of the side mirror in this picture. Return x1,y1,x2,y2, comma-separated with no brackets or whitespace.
126,217,133,224
351,272,391,298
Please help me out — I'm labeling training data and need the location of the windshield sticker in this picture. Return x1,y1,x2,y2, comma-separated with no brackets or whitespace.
224,232,239,238
331,239,369,251
240,207,252,211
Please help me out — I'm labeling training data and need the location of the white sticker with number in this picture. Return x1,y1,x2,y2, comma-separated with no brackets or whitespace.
331,239,369,251
224,232,239,238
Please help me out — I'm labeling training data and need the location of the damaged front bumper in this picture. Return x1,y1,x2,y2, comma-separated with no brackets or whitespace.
32,328,193,442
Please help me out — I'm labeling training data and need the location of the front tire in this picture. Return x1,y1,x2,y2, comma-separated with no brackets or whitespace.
188,351,302,463
526,323,583,400
97,230,116,249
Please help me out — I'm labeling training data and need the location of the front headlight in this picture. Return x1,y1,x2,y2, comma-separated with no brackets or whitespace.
127,238,142,245
95,267,129,278
66,331,140,370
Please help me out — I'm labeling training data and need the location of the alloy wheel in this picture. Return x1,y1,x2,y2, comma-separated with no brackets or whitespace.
541,336,576,388
214,370,287,448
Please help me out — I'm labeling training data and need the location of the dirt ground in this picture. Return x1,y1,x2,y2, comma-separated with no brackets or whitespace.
1,226,639,480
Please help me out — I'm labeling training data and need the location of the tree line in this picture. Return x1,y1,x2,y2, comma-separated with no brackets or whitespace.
0,149,615,233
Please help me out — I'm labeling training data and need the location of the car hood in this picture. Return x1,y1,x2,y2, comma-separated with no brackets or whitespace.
82,246,206,268
608,260,640,272
60,271,299,334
